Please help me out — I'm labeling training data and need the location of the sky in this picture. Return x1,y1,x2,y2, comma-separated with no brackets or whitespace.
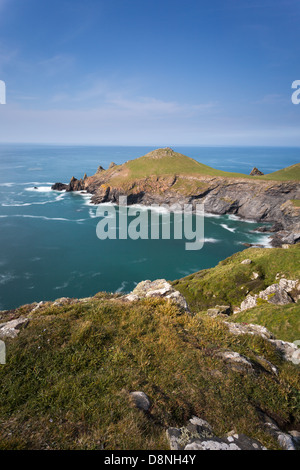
0,0,299,146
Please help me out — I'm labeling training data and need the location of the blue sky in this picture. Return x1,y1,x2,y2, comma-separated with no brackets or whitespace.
0,0,299,145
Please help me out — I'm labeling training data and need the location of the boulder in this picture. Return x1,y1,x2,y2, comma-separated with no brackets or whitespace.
241,259,252,265
259,284,293,305
129,391,151,411
124,279,190,312
166,416,267,451
216,349,254,373
51,182,68,191
207,305,231,317
0,318,29,339
240,281,295,311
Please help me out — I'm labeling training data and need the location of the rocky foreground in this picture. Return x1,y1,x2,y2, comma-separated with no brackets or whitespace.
52,148,300,247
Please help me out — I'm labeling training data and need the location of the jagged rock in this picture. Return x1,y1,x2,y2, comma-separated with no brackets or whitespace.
240,281,294,311
166,416,267,451
269,339,300,363
51,182,68,191
0,318,29,339
241,259,252,265
67,176,85,192
240,294,258,311
250,167,264,176
124,279,190,312
261,413,298,450
96,165,105,173
278,278,300,302
216,349,254,373
224,321,300,364
259,284,293,305
31,301,46,313
207,305,231,317
108,162,117,169
251,272,260,280
129,391,151,411
225,322,274,340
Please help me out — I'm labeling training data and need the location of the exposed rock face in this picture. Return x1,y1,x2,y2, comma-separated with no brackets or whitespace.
166,416,267,450
0,318,29,339
51,182,68,191
207,305,231,317
108,162,117,169
261,413,299,450
216,349,254,373
224,321,300,364
240,280,297,311
124,279,190,312
51,149,300,245
67,176,85,192
250,167,264,176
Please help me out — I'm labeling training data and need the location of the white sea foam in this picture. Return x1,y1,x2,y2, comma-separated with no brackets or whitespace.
220,224,236,233
25,186,53,192
203,238,221,243
115,280,128,293
0,214,87,222
227,214,257,224
204,212,222,218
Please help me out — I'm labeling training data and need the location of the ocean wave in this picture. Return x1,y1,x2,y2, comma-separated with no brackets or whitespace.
227,214,257,224
203,238,221,243
204,212,222,218
220,224,236,233
0,214,87,222
25,186,53,192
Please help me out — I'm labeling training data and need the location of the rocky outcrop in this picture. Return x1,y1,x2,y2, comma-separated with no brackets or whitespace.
166,416,267,450
250,167,264,176
0,318,29,339
240,279,298,311
123,279,190,312
207,305,231,317
224,321,300,364
51,149,300,245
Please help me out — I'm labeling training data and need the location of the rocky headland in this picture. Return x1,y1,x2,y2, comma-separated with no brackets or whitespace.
52,148,300,247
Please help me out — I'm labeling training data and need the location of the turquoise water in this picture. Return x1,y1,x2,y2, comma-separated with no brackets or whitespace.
0,144,299,310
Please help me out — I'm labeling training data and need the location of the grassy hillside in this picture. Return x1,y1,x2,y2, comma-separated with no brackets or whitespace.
0,293,299,450
173,244,300,342
100,148,300,183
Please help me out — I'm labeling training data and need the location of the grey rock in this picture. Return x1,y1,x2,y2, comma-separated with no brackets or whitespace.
262,414,298,450
207,305,231,316
241,259,252,265
259,284,293,305
124,279,190,312
0,318,29,339
216,349,253,372
130,391,151,411
166,416,267,451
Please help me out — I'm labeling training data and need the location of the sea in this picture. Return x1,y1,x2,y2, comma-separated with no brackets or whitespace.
0,144,299,310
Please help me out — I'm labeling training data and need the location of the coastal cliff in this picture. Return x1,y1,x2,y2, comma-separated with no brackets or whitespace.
52,148,300,246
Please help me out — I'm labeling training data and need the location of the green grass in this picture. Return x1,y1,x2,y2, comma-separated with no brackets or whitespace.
104,149,300,183
231,303,300,343
173,244,300,332
0,295,299,450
